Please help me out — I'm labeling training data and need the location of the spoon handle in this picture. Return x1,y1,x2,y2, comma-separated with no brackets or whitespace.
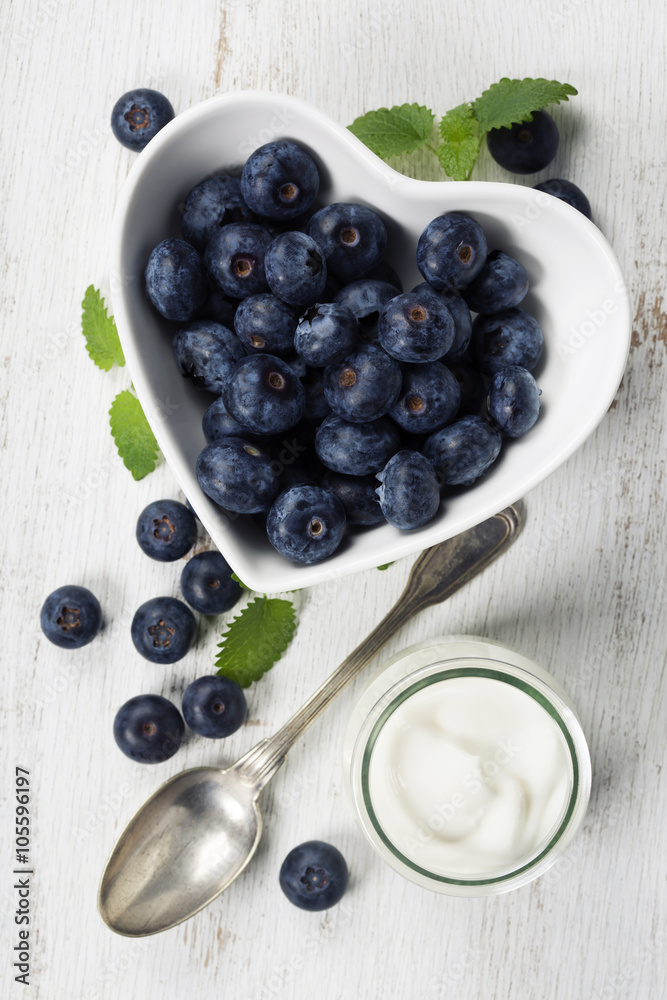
237,505,521,789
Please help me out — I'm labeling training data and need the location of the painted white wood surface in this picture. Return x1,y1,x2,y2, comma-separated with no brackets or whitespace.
2,1,665,998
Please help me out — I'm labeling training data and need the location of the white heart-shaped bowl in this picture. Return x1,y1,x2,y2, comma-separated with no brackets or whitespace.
111,91,631,592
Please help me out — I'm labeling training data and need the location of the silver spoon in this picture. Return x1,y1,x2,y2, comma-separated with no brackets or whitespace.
99,505,521,936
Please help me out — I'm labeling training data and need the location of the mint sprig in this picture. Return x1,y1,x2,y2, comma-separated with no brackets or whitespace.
81,285,125,371
215,597,297,687
348,77,577,181
109,389,160,480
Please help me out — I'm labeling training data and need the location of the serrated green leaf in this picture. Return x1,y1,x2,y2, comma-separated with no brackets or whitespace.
109,390,159,480
348,103,435,159
436,104,482,181
215,597,297,687
231,572,250,590
81,285,125,371
473,78,577,132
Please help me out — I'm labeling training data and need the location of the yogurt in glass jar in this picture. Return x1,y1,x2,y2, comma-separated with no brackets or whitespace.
344,636,591,895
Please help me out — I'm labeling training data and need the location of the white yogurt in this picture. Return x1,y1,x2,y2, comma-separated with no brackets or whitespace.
368,675,572,877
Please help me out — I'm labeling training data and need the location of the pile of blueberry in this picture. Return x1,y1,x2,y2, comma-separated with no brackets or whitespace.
144,139,544,566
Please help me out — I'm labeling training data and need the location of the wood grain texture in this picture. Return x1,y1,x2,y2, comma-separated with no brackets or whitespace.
1,0,665,997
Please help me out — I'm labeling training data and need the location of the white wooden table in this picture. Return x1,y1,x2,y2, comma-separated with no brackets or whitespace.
3,1,665,997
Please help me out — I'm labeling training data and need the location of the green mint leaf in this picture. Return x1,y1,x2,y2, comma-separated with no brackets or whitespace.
377,562,395,571
215,597,297,688
109,390,160,480
436,104,482,181
348,103,435,159
81,285,125,371
231,573,250,590
473,78,577,132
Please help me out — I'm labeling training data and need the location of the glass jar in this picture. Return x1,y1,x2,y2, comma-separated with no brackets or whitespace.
343,635,591,896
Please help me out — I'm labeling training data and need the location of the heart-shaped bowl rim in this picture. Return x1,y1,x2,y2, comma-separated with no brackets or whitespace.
111,91,631,592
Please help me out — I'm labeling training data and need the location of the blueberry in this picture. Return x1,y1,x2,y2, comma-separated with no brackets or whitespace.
279,840,348,911
40,585,102,649
182,675,247,738
267,485,346,564
283,352,308,379
378,288,455,362
423,415,502,486
241,141,320,220
333,279,398,343
315,413,401,475
324,343,401,422
110,89,174,151
389,362,460,434
196,438,280,513
173,320,245,393
136,499,198,562
234,293,298,356
321,471,385,525
416,212,488,290
265,232,327,308
533,178,592,219
487,110,559,174
180,551,241,615
223,355,305,435
462,250,529,314
113,694,184,764
145,238,207,322
448,361,486,416
195,281,238,328
181,175,252,251
308,203,387,282
131,597,197,664
204,223,272,299
294,302,358,367
376,450,440,530
202,396,247,442
301,368,331,422
487,365,542,438
472,307,544,375
411,282,473,360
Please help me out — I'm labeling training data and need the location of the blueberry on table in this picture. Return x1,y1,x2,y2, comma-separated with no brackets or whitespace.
40,585,101,649
181,175,252,251
196,438,280,513
182,675,247,738
321,471,385,526
487,365,542,438
202,396,247,442
145,238,207,322
376,450,441,530
113,694,185,764
447,360,486,416
295,302,358,367
423,415,502,487
180,551,241,615
487,110,559,174
136,499,198,562
462,250,529,315
131,597,196,664
324,343,402,423
267,486,346,564
234,293,298,356
241,140,320,220
308,203,387,283
223,354,305,436
265,231,327,308
279,840,348,911
389,362,460,434
315,413,401,476
334,279,398,343
416,212,488,290
472,307,544,375
533,178,592,220
110,88,174,151
172,320,245,393
204,222,272,299
378,288,455,363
